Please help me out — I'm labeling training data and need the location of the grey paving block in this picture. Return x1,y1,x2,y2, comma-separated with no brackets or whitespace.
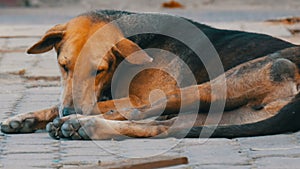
0,25,50,37
180,138,249,166
0,52,37,73
3,140,55,154
1,159,55,169
0,50,59,77
26,51,60,77
0,39,8,49
5,38,40,51
236,134,298,150
2,132,57,145
255,156,300,169
247,148,300,168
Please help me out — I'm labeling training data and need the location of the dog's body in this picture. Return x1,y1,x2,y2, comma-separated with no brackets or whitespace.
1,10,300,139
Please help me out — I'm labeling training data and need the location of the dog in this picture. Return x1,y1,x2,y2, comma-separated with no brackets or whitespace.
1,10,300,140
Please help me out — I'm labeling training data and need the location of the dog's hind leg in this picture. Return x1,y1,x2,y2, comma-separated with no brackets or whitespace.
1,106,59,133
100,50,300,121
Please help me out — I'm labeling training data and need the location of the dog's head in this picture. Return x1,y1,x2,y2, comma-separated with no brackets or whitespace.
27,15,153,115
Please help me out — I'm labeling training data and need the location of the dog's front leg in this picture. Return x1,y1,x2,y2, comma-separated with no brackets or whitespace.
90,97,149,120
1,106,59,133
50,115,177,140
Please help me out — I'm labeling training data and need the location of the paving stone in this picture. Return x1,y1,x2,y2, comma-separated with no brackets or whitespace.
1,133,59,169
186,164,251,169
13,87,60,112
249,147,300,160
60,140,121,167
254,157,300,169
236,134,298,150
0,50,59,77
95,138,182,158
2,132,57,145
3,140,55,154
180,139,249,166
5,38,40,51
0,52,37,73
26,50,60,77
2,159,55,169
0,38,8,48
0,25,51,37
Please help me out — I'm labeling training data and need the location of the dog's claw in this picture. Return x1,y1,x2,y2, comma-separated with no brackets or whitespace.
70,132,83,140
46,121,65,139
61,120,83,139
53,118,64,127
45,115,87,140
9,120,21,129
46,122,59,139
77,127,90,140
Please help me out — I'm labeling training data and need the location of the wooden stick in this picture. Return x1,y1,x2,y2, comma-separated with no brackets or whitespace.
100,156,188,169
64,156,188,169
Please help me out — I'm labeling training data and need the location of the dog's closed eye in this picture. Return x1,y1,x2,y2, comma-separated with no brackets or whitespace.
96,69,104,75
92,68,106,76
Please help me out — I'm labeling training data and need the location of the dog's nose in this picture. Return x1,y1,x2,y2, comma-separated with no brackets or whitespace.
62,107,77,116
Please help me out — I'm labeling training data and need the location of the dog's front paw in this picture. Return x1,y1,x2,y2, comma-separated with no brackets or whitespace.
60,118,90,140
1,113,38,133
46,114,86,140
59,117,123,140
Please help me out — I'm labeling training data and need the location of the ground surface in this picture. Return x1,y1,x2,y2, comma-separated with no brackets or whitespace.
1,1,300,168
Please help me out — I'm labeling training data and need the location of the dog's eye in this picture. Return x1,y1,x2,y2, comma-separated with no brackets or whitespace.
92,69,104,76
95,69,105,76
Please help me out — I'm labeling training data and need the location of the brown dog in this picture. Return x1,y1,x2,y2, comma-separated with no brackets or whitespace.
1,10,300,140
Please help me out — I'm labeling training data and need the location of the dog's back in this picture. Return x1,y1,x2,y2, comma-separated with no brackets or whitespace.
83,10,295,83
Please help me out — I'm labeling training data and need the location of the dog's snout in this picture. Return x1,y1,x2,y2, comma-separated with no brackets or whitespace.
62,107,77,116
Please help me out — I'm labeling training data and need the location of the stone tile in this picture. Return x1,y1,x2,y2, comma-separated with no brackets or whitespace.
255,157,300,169
2,132,57,145
0,52,37,73
95,138,183,158
25,50,60,77
180,139,249,166
0,50,59,77
1,133,59,169
236,134,298,150
0,25,51,37
1,159,55,169
0,38,8,49
248,146,300,159
3,140,55,154
14,87,60,112
5,38,40,51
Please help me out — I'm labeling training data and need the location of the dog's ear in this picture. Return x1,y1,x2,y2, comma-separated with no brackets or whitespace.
27,24,66,54
112,39,153,65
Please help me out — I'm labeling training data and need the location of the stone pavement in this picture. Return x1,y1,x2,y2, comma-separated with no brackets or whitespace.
1,5,300,169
